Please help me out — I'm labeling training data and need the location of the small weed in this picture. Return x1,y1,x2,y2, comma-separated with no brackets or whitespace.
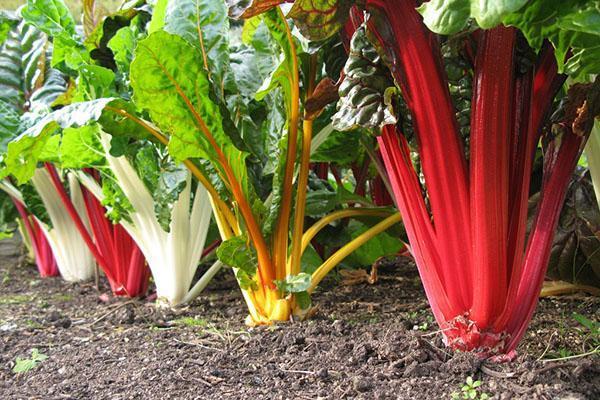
557,348,573,358
412,312,434,331
451,376,490,400
24,319,43,329
0,294,31,305
173,317,208,328
417,321,429,331
53,294,73,302
37,300,50,309
573,313,599,346
12,348,48,374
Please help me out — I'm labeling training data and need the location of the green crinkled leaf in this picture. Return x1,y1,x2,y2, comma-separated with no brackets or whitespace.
344,219,404,267
0,21,48,111
0,101,21,153
98,99,150,141
101,173,134,223
310,126,362,164
0,22,67,115
0,11,19,46
130,31,249,194
304,188,338,217
417,0,471,35
0,189,19,238
503,0,600,81
275,272,311,293
59,124,104,169
44,98,116,128
3,121,59,183
29,69,67,111
50,34,91,71
149,0,168,33
288,0,353,41
255,10,296,113
21,0,89,71
417,0,528,34
470,0,529,29
107,26,136,74
153,163,187,233
164,0,231,96
0,20,66,119
20,182,51,227
332,25,397,131
38,134,60,162
217,235,258,289
72,65,116,102
21,0,76,38
241,16,262,44
134,145,189,232
3,98,114,183
541,172,600,288
226,0,284,19
230,22,279,100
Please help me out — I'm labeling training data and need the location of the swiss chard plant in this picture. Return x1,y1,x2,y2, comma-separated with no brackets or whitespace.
317,0,600,359
120,0,403,323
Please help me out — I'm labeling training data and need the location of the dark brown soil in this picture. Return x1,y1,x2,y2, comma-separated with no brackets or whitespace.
0,240,598,399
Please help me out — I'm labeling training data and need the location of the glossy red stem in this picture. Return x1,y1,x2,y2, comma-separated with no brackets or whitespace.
12,198,58,277
469,27,516,327
368,0,471,311
45,164,149,297
366,0,581,358
80,170,149,297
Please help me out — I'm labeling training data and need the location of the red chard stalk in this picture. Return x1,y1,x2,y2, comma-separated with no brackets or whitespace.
348,0,599,358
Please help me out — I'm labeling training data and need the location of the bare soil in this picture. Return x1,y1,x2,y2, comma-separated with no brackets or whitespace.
0,239,598,399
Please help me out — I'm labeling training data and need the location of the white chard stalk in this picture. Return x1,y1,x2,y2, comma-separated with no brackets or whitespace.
79,133,215,305
30,168,95,282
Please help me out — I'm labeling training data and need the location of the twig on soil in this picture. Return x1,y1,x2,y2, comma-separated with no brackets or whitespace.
278,368,315,375
173,338,224,352
541,348,599,363
480,363,517,379
535,331,557,361
536,361,581,372
176,371,216,387
87,300,136,326
416,335,452,360
506,381,532,394
24,342,55,348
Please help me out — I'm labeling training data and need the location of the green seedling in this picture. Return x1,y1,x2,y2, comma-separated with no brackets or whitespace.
173,317,208,328
451,376,490,400
0,294,31,305
12,348,48,373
